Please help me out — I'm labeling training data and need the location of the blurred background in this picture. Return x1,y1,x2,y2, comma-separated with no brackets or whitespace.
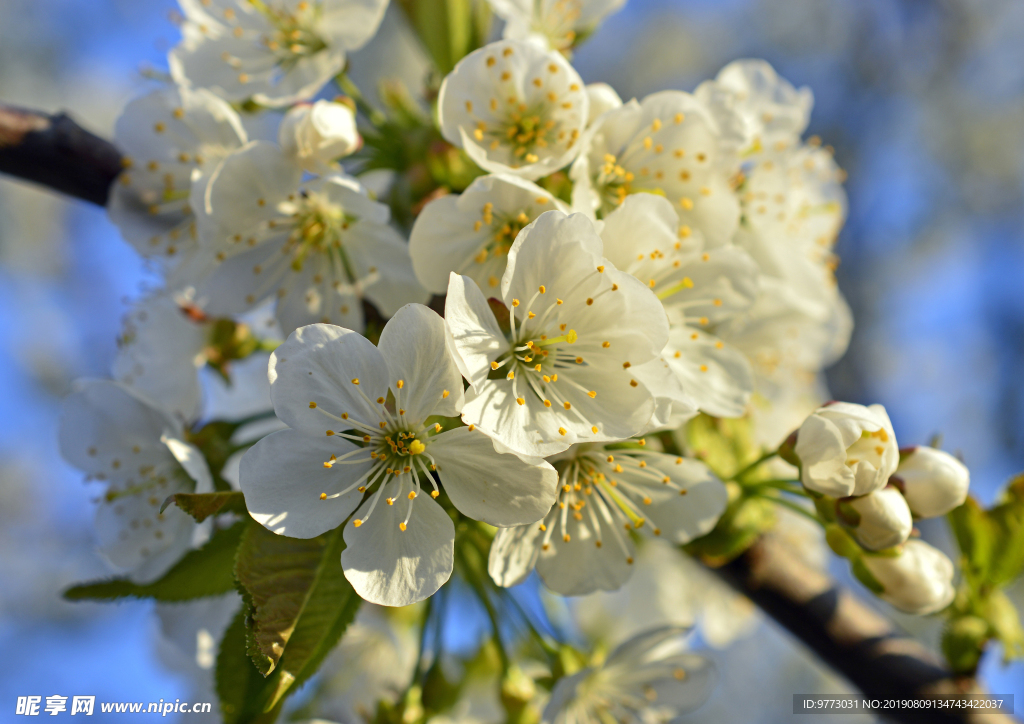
2,0,1024,721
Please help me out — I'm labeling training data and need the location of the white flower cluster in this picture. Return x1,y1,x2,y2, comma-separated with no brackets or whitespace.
61,0,854,606
793,402,969,614
49,0,979,720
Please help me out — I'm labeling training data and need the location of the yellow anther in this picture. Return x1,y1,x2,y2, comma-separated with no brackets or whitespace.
326,430,335,436
558,427,567,436
512,299,520,307
680,197,694,210
538,285,546,293
468,424,475,431
320,493,327,500
623,361,631,369
397,379,404,389
353,519,363,527
586,298,594,305
442,389,450,398
399,522,407,531
563,401,571,410
507,370,515,380
588,390,597,398
379,421,387,428
309,401,317,408
341,413,349,420
377,396,385,404
386,497,394,506
575,356,583,364
409,440,426,455
596,265,605,272
566,329,578,344
431,490,440,498
351,378,359,385
630,379,639,387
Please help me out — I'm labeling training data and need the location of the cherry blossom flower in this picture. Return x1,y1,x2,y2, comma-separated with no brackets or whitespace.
240,305,559,606
445,210,668,458
597,193,759,419
170,0,389,106
438,39,589,180
58,379,213,583
409,174,569,294
487,0,627,54
488,443,726,596
570,90,740,247
108,85,247,264
190,141,427,335
795,402,898,498
541,627,714,724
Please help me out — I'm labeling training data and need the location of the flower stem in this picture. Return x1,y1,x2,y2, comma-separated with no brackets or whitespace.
335,73,387,128
729,449,779,482
761,494,825,528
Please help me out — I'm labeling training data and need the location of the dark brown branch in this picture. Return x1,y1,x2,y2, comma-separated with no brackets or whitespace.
0,104,122,206
713,534,1017,724
1,103,1018,724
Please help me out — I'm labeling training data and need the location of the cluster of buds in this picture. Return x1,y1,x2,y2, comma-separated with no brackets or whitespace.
783,402,969,614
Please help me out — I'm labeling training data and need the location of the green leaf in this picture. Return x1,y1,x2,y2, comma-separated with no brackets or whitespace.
234,523,362,710
63,521,246,602
161,491,247,522
216,605,284,724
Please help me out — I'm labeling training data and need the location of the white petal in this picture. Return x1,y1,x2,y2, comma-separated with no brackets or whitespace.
342,479,455,606
429,426,558,525
240,429,369,538
535,508,635,595
645,458,728,544
378,304,465,420
162,437,214,494
269,324,389,435
410,174,569,294
663,327,753,418
444,273,507,387
59,379,181,476
488,523,543,587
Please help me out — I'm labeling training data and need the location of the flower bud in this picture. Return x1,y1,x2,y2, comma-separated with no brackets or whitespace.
892,447,969,518
840,487,912,551
278,99,360,173
860,540,955,615
794,402,898,497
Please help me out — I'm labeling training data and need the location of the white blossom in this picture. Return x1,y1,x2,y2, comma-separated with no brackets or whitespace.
189,141,427,335
170,0,389,106
542,627,714,724
488,444,726,596
240,305,559,606
597,193,758,419
58,379,213,583
892,446,970,519
570,91,740,247
108,85,247,263
487,0,627,54
695,59,813,153
445,210,669,458
861,540,955,615
113,291,209,420
279,99,361,173
842,487,912,551
438,39,589,180
409,173,570,294
795,402,898,498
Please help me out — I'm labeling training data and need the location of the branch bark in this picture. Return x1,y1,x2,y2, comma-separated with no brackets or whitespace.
0,104,122,205
1,103,1018,724
714,534,1017,724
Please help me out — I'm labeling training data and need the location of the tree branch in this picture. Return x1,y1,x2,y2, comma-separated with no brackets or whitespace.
1,103,1018,724
713,534,1017,724
0,104,122,206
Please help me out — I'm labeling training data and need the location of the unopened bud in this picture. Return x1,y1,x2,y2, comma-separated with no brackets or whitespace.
891,446,969,518
279,99,360,173
859,540,955,614
841,487,912,551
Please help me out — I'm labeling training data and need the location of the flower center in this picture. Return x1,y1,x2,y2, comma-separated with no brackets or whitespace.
253,0,328,67
280,191,359,278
